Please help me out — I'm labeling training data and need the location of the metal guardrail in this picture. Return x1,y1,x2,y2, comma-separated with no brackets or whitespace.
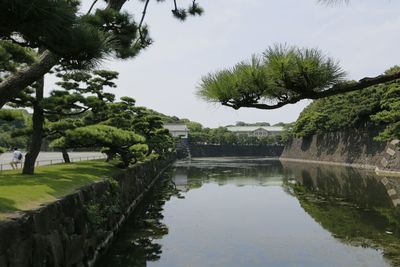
0,155,107,171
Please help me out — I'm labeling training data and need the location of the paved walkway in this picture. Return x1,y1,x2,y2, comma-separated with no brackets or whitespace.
0,151,104,171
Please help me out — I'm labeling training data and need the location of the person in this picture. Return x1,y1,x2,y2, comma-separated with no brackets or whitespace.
10,148,23,170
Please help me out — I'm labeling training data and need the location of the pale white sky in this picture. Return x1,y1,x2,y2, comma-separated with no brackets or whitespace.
47,0,400,127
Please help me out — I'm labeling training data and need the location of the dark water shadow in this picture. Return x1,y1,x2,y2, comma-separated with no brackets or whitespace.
98,171,180,267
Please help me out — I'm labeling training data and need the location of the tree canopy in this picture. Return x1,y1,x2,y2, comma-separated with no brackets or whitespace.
51,124,147,167
198,44,400,111
290,67,400,141
0,0,204,108
371,67,400,141
0,109,29,149
187,125,285,146
292,87,383,137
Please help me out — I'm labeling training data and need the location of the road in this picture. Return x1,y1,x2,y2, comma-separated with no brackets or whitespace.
0,151,105,171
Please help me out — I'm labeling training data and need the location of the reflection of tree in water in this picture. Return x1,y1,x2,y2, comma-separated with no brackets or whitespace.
179,160,284,189
98,171,181,267
282,162,400,266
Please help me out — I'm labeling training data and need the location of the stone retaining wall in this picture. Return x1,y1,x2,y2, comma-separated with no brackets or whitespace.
0,157,174,267
280,129,400,207
280,128,400,171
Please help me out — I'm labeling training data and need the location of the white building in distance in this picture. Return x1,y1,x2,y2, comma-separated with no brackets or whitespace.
226,126,283,138
164,123,189,139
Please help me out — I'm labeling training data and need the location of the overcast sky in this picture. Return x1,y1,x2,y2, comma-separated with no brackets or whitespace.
48,0,400,127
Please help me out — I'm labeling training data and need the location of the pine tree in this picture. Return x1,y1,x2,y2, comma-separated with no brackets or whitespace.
0,0,204,108
9,69,118,174
198,44,400,111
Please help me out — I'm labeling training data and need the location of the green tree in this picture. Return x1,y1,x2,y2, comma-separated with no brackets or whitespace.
235,122,270,126
42,70,117,167
51,125,146,167
9,69,117,174
198,44,400,111
0,0,204,108
179,119,203,132
102,97,175,158
0,41,36,75
371,67,400,141
48,94,176,167
290,80,388,138
188,124,285,145
188,131,210,144
0,109,29,150
293,112,330,137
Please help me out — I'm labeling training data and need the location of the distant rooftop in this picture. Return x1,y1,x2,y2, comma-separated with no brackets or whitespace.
163,123,189,132
226,126,283,132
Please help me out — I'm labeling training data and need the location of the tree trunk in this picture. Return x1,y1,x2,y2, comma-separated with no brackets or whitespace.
61,148,70,163
122,155,130,168
119,151,131,168
0,51,57,108
105,153,113,162
23,76,45,175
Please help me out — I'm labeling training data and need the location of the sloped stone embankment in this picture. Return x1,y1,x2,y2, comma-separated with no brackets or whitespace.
0,157,174,267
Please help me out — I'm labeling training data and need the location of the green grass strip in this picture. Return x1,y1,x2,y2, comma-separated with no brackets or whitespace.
0,160,120,220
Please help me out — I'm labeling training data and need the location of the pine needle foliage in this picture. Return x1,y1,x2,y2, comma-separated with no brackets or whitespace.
1,0,204,69
198,44,346,110
0,41,36,74
0,0,78,46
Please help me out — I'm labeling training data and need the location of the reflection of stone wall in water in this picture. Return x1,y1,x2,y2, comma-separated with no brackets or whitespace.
282,161,394,208
98,176,178,267
283,161,400,266
189,144,284,157
281,128,400,172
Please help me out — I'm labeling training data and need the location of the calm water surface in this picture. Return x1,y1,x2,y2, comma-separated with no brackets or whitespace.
99,158,400,267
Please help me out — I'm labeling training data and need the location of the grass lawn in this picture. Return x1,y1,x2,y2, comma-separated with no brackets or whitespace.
0,160,121,220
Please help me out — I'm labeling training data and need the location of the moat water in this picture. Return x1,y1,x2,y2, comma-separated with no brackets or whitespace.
99,158,400,267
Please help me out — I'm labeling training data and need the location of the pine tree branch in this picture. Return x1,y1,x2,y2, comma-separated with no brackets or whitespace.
87,0,99,14
43,107,90,116
312,71,400,99
0,50,59,108
222,71,400,110
135,0,151,46
6,37,32,48
139,0,150,28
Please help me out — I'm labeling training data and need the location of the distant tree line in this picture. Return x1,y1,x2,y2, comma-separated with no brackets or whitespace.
183,123,289,146
233,121,271,127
